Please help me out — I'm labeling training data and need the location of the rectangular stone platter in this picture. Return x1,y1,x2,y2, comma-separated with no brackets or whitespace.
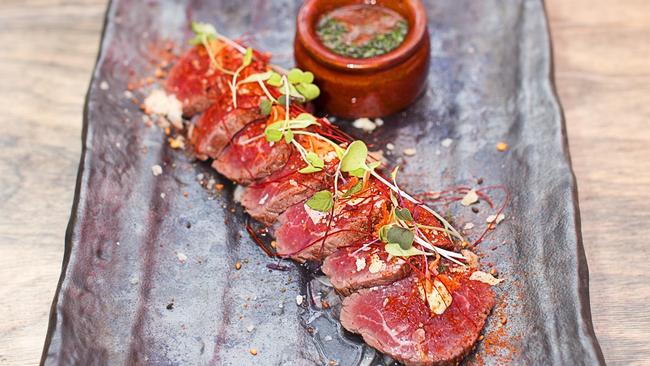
41,0,605,365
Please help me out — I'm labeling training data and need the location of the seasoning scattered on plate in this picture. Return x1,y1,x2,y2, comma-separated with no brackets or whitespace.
403,148,416,156
497,142,508,151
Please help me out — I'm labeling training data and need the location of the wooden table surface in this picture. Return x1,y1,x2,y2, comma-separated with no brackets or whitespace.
1,0,648,365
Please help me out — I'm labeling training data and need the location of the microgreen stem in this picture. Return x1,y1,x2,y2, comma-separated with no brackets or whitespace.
214,33,247,54
292,131,345,155
369,170,465,243
257,80,278,104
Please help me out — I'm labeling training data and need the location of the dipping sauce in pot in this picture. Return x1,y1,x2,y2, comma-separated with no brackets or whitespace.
316,4,409,59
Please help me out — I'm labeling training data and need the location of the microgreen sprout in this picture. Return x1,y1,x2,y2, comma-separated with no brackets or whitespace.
306,190,334,212
189,22,236,76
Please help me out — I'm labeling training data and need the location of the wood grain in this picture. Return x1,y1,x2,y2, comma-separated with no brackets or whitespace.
0,1,107,365
546,1,650,365
0,0,648,365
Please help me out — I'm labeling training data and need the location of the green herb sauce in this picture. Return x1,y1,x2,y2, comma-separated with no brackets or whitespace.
316,5,409,59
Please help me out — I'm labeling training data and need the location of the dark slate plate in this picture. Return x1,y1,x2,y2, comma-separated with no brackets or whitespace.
41,0,605,365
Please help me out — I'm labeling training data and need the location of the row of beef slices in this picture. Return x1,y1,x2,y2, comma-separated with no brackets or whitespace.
166,42,496,366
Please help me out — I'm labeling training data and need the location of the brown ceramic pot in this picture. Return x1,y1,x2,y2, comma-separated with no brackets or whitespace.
294,0,430,119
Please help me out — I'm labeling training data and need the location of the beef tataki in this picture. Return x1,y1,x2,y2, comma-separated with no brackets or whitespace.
240,153,333,226
322,245,410,296
165,46,227,117
274,179,389,262
339,272,495,366
212,119,291,184
190,95,263,160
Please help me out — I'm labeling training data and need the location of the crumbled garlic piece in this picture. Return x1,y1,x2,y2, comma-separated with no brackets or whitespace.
233,185,245,203
441,138,453,147
486,214,506,224
176,252,188,262
296,295,304,305
144,89,183,125
368,254,385,274
461,189,479,206
352,117,377,132
151,165,163,176
461,249,479,268
403,148,417,156
463,222,475,230
418,278,453,315
470,271,504,285
355,257,367,272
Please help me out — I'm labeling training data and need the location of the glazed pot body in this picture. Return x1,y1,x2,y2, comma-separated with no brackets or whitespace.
294,0,430,119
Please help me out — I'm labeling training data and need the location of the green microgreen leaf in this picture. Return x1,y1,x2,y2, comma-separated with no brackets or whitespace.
284,129,294,143
259,99,272,116
287,68,303,83
279,82,303,100
264,125,283,142
367,161,381,171
302,71,315,84
287,68,315,84
189,21,218,46
348,167,366,177
242,47,253,66
290,120,319,129
389,191,399,208
296,83,320,101
386,226,414,250
267,72,283,87
379,224,391,242
306,190,334,212
299,165,322,174
278,95,288,106
343,180,363,197
238,71,273,85
295,113,317,122
305,152,324,169
340,141,368,173
385,243,427,257
395,207,414,222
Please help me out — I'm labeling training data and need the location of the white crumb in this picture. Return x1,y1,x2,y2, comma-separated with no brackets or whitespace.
151,165,163,176
99,81,109,90
403,148,417,156
441,138,453,147
460,189,479,206
176,252,188,262
296,295,304,306
233,185,245,203
386,143,395,151
144,89,183,125
486,213,506,224
352,117,377,132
